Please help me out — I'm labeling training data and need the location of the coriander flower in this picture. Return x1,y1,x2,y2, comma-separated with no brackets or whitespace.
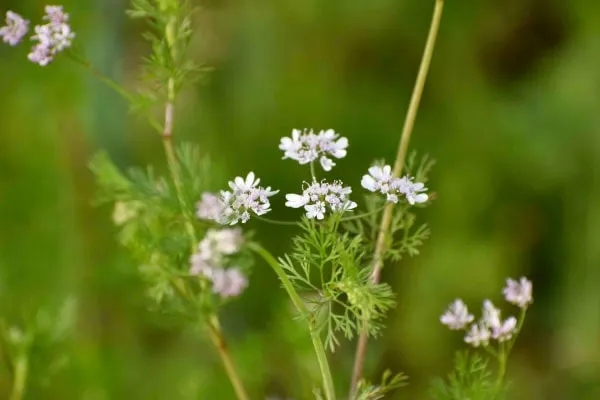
503,276,533,308
464,322,491,347
28,5,75,66
189,228,248,298
482,300,502,330
492,316,517,342
285,179,357,220
361,165,428,205
440,299,474,330
0,11,29,46
196,192,223,222
279,128,348,171
201,228,244,256
219,172,278,224
210,267,248,298
481,300,517,341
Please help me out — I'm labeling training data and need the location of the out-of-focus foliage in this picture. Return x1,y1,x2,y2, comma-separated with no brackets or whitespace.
1,0,600,399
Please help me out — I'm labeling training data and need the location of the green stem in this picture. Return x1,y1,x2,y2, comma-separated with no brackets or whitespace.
255,216,299,226
206,316,250,400
494,342,507,398
160,13,248,400
310,161,317,181
9,354,28,400
338,206,386,222
349,0,445,395
506,307,527,354
249,243,336,400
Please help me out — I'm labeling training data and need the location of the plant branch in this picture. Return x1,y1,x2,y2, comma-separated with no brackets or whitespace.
349,0,445,395
249,242,337,400
160,12,249,400
206,316,250,400
9,354,28,400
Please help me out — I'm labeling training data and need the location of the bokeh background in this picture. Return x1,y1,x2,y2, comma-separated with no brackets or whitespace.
1,0,600,399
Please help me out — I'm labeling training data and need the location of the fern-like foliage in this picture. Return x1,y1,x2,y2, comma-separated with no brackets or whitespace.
127,0,210,113
429,351,498,400
354,370,409,400
89,143,222,312
279,217,395,352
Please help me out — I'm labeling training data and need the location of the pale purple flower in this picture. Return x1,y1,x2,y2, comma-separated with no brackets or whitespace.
211,267,248,298
440,299,475,330
285,179,357,220
219,172,278,224
492,316,517,342
403,179,429,205
361,165,428,205
464,322,491,347
481,300,518,341
206,228,243,255
503,277,533,308
189,252,212,276
482,300,502,330
0,11,29,46
28,5,75,66
279,128,348,171
196,192,224,221
189,228,248,299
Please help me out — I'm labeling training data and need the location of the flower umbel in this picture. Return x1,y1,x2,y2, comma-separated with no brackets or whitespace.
189,228,248,298
279,128,348,171
196,192,224,222
28,5,75,66
492,316,517,342
440,299,474,330
285,179,357,220
361,165,428,205
219,172,278,225
0,11,29,46
503,277,533,309
464,322,491,347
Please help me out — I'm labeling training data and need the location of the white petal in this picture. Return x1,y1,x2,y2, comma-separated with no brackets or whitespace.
320,156,334,171
414,193,428,203
285,194,307,208
361,175,378,191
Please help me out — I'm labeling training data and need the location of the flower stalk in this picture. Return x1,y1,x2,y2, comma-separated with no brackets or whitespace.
350,0,445,394
9,354,28,400
160,12,249,400
249,242,337,400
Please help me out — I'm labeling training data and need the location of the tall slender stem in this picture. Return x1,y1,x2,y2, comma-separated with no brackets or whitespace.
160,13,249,400
349,0,445,394
494,343,507,398
249,243,337,400
9,354,28,400
206,316,250,400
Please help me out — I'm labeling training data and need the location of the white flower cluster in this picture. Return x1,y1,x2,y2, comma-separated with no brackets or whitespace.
440,277,532,347
29,6,75,66
361,165,428,205
190,228,248,298
1,6,75,66
285,180,357,220
279,128,348,171
0,11,29,46
219,172,279,225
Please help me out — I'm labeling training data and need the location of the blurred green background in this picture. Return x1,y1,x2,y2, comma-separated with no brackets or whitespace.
1,0,600,398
